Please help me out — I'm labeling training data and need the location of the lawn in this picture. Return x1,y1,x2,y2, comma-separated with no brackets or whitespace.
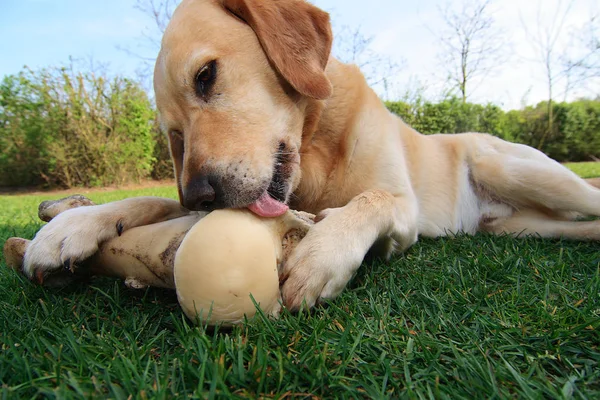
1,176,600,398
564,162,600,179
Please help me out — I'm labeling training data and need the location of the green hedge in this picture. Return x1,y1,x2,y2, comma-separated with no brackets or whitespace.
385,97,600,162
0,67,159,188
1,64,598,189
386,97,509,139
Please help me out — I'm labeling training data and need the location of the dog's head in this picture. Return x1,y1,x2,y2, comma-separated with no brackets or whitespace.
154,0,333,216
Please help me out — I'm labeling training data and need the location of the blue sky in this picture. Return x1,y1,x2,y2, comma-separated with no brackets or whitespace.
1,0,598,109
1,0,148,79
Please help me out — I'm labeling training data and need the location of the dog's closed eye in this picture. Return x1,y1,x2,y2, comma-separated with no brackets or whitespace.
195,60,217,98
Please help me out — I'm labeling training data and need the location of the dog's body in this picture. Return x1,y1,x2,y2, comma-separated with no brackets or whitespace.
22,0,600,310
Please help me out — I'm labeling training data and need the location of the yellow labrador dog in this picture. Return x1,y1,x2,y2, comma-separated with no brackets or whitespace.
22,0,600,310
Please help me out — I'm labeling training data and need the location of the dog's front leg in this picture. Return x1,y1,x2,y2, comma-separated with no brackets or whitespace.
280,189,419,311
23,197,190,282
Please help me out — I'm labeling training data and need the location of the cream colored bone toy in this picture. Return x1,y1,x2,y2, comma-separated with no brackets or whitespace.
4,195,314,326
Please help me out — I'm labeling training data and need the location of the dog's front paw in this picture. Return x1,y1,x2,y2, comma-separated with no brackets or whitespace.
280,207,365,311
23,206,118,283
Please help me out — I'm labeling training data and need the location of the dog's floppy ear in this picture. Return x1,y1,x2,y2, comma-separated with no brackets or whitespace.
221,0,333,100
168,131,185,205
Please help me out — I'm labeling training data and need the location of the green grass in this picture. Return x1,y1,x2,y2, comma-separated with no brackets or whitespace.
564,162,600,179
2,185,600,398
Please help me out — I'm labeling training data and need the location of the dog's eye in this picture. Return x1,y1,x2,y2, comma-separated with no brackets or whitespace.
194,60,217,98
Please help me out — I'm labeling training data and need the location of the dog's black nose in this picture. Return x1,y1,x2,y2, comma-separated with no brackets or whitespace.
182,175,219,211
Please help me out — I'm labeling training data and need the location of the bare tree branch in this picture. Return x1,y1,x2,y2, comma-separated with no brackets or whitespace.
435,0,509,103
332,25,406,99
117,0,180,92
521,0,574,149
133,0,178,34
564,12,600,89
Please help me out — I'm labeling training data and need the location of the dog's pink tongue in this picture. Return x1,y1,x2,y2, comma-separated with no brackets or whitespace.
247,192,288,217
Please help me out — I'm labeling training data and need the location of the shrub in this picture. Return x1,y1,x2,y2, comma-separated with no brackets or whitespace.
385,97,510,139
0,65,157,188
151,119,175,181
506,100,600,162
1,64,599,189
385,97,600,161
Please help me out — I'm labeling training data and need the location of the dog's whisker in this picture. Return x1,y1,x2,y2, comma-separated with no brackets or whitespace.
287,192,300,202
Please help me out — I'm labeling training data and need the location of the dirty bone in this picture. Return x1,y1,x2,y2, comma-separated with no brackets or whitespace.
4,195,314,289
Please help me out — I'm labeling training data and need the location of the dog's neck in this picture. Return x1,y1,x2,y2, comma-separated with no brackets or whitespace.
293,58,419,213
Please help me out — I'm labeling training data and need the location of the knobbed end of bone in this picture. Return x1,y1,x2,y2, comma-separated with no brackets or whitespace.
3,237,30,271
278,210,315,273
38,195,96,222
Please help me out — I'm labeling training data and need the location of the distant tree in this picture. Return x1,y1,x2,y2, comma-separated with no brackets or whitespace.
522,0,574,150
565,13,600,89
135,0,178,35
435,0,508,103
117,0,179,90
332,25,405,99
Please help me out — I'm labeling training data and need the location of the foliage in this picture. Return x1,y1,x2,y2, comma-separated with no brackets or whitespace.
386,97,600,161
387,97,508,139
0,65,159,188
1,62,599,189
150,117,175,181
